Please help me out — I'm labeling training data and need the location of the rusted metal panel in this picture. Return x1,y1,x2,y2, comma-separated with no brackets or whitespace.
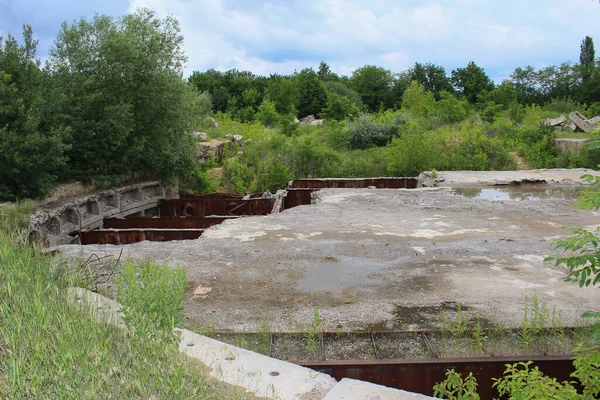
104,216,238,230
289,178,419,189
299,355,575,399
284,188,315,208
158,198,275,217
179,192,263,199
77,229,204,245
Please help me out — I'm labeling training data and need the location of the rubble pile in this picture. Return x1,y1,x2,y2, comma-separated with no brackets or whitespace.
544,111,600,133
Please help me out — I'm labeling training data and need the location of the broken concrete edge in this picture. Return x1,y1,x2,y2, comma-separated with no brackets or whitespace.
28,181,167,247
323,378,433,400
65,287,435,400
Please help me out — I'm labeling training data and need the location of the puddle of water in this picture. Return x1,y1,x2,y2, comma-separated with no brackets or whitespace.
298,255,388,293
453,186,581,201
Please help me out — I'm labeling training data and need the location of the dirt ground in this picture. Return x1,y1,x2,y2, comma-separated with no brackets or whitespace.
57,170,600,333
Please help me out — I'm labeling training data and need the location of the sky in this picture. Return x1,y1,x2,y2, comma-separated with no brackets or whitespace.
1,0,600,82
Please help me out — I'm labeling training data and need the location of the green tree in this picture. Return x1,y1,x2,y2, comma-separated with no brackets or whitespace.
580,36,596,66
265,74,299,115
401,81,436,118
407,62,453,100
296,68,327,118
451,61,494,104
317,61,338,81
323,81,364,110
434,91,468,123
255,97,280,127
351,65,394,112
321,92,360,121
0,26,69,200
49,9,198,182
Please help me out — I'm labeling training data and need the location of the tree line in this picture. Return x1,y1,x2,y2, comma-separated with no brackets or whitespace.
1,7,598,200
189,36,599,123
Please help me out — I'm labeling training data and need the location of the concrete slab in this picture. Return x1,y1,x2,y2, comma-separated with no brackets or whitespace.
434,169,594,187
323,378,433,400
57,170,600,334
179,328,336,399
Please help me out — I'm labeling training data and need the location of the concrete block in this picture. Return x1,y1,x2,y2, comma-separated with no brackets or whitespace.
569,111,595,133
563,120,577,132
323,378,435,399
178,328,336,399
543,115,566,127
590,116,600,126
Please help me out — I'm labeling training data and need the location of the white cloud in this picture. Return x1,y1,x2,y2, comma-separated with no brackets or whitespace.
128,0,600,80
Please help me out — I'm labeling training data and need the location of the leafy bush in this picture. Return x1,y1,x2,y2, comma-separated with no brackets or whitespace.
504,125,557,168
221,159,254,194
349,114,398,150
255,97,280,127
253,158,292,193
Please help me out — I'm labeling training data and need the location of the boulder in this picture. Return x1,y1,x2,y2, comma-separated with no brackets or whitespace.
590,116,600,127
543,115,566,127
563,120,577,132
193,132,208,142
569,111,595,133
198,140,224,163
206,117,220,128
310,119,324,126
232,134,244,144
299,115,316,126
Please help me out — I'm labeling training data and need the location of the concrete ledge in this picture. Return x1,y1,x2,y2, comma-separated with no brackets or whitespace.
178,328,336,399
323,378,433,400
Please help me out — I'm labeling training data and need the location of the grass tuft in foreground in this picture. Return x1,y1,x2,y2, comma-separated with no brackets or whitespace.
0,204,247,399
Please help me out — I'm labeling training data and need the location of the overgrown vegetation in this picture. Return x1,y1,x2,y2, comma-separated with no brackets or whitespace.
434,149,600,398
0,204,241,398
2,14,599,199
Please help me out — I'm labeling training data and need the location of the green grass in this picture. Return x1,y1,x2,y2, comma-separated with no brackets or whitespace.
0,205,250,399
555,131,598,139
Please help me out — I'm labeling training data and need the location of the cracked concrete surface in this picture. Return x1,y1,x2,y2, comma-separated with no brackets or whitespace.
57,170,600,333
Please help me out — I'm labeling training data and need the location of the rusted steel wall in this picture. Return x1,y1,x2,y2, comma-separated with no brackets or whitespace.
300,355,575,399
284,188,315,208
76,229,204,245
104,216,238,229
157,198,275,217
179,192,263,199
289,178,419,189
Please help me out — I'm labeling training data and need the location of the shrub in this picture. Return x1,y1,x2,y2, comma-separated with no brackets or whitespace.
253,158,292,193
221,159,254,194
349,114,397,150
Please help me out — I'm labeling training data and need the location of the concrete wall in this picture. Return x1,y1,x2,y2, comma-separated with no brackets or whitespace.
29,181,167,246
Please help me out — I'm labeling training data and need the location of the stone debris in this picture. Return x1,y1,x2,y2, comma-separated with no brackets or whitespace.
206,116,220,128
198,139,224,163
191,286,212,300
543,112,600,133
543,115,566,127
193,132,208,142
569,111,595,133
299,115,325,126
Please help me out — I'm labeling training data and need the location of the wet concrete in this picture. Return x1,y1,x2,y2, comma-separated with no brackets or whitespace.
56,170,600,333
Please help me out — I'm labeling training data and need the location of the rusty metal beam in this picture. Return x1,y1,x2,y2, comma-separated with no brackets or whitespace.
158,198,275,217
76,228,204,245
289,178,419,189
299,355,575,399
103,216,239,230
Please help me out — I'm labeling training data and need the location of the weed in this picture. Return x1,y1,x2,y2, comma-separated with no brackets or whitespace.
259,319,272,355
433,369,480,400
471,315,486,354
306,306,322,355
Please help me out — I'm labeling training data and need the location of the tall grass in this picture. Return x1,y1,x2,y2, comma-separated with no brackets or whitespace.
0,205,239,399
